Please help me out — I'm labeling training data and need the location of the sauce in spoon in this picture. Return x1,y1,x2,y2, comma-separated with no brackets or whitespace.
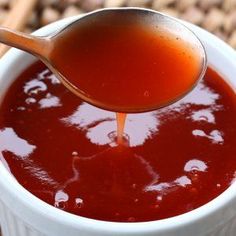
49,17,204,114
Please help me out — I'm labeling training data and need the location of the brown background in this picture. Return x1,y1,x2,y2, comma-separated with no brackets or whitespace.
0,0,236,49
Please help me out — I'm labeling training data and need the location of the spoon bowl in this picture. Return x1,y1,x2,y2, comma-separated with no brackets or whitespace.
0,8,207,113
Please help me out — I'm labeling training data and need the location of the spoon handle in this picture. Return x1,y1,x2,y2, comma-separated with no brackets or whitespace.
0,28,50,58
0,0,37,57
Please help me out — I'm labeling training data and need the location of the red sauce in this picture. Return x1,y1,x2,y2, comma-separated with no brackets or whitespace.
0,62,236,222
49,19,203,113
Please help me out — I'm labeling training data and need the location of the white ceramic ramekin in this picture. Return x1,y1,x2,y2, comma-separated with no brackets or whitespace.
0,11,236,236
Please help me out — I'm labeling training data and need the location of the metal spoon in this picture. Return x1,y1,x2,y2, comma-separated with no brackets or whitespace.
0,8,207,113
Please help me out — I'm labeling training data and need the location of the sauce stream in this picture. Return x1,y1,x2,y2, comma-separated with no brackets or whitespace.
116,113,127,145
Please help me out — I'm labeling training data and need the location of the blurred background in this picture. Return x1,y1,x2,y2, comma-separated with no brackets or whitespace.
0,0,235,49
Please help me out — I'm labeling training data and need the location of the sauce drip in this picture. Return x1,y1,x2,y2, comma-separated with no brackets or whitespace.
49,18,203,113
0,62,236,222
116,113,127,145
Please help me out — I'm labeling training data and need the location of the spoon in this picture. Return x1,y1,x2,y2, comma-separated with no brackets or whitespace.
0,8,207,113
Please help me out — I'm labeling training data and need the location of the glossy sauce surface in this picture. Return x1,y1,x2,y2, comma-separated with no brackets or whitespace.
49,19,202,112
0,62,236,222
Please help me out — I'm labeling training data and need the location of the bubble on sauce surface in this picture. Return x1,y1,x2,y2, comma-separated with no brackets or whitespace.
190,108,216,123
72,151,78,156
55,190,69,209
156,196,163,201
75,197,83,208
184,159,208,172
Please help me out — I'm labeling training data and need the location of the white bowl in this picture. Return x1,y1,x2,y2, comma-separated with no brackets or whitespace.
0,12,236,236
